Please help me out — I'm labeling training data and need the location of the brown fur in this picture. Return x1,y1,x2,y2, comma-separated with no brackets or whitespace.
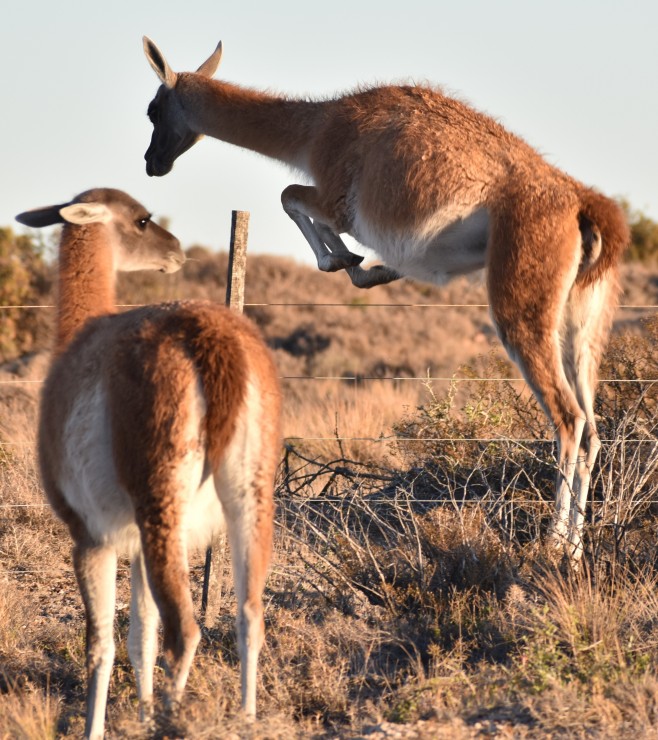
28,188,281,736
144,46,629,292
42,298,281,725
143,40,630,558
56,223,116,352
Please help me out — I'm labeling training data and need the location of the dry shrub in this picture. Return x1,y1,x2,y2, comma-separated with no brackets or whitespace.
533,564,658,681
606,675,658,737
0,684,60,740
0,441,70,576
0,249,656,737
0,572,84,737
260,610,375,724
0,575,32,656
388,334,658,562
270,309,658,735
280,482,517,669
505,563,658,737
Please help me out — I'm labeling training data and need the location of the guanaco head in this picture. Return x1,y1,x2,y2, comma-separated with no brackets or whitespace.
143,36,223,177
16,188,185,273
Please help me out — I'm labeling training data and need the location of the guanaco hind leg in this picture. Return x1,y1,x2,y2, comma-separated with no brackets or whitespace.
212,375,277,716
73,542,118,740
218,481,273,717
561,278,616,556
487,208,592,557
127,552,160,721
505,337,587,552
138,500,200,709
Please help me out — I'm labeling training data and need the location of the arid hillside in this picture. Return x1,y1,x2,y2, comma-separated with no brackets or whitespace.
2,249,656,447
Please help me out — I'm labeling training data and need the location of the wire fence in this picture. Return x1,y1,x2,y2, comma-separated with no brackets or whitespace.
1,291,657,578
1,297,656,433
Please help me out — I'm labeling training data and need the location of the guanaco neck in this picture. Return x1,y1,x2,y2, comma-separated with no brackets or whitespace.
177,73,323,169
55,223,116,355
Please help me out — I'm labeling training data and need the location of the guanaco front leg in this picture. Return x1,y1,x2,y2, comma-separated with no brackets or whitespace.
281,184,364,272
282,185,401,287
314,222,401,288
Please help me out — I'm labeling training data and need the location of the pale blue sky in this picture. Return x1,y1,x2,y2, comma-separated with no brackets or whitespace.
2,1,657,262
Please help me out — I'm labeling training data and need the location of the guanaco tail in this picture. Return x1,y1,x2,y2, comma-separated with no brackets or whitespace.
17,188,281,739
142,38,629,559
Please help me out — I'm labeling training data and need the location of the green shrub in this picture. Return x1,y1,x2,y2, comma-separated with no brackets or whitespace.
620,200,658,263
0,228,52,361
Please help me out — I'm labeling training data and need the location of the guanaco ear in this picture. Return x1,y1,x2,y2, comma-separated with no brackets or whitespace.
143,36,177,89
15,204,67,228
59,203,112,225
196,41,222,78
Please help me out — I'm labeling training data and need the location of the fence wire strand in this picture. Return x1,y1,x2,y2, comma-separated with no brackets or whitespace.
1,302,657,309
1,295,656,581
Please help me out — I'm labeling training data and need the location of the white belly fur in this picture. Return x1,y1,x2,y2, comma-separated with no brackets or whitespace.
58,377,224,558
352,206,489,284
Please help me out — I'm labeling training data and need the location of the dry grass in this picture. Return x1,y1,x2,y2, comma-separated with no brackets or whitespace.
0,252,657,737
2,397,658,737
282,378,427,466
0,685,60,740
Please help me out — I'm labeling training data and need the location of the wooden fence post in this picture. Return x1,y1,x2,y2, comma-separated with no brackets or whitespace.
201,210,250,626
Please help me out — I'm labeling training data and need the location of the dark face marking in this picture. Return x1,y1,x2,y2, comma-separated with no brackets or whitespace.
144,86,201,177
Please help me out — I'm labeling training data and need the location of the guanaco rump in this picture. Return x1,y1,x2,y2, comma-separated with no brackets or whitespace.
16,188,281,738
142,37,629,559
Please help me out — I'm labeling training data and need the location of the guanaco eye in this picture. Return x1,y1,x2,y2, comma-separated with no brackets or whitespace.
136,216,151,230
